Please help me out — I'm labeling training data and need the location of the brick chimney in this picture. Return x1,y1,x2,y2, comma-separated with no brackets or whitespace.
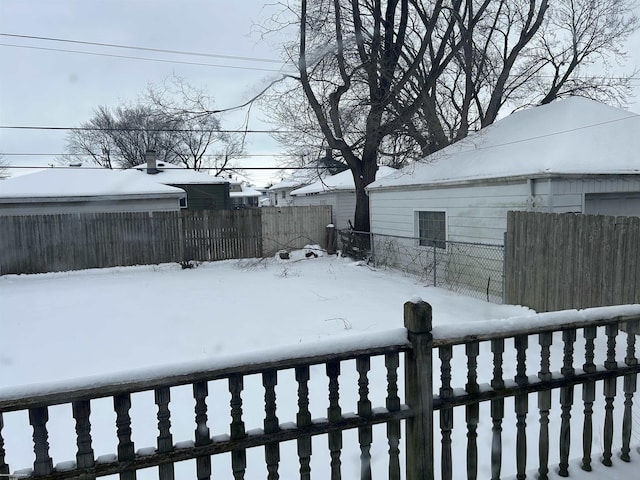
145,149,158,174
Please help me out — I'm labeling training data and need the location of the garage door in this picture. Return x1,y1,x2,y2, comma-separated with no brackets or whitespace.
584,192,640,217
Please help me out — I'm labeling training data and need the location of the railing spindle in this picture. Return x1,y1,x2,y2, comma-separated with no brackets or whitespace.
514,335,528,480
262,370,280,480
0,412,8,476
229,374,246,480
29,406,53,476
558,329,576,477
326,360,342,480
439,345,454,480
602,323,618,467
357,356,372,480
466,341,480,480
154,387,174,480
621,319,638,462
113,394,136,480
490,339,505,480
72,400,95,475
385,352,401,480
581,326,597,472
295,365,312,480
537,332,552,480
193,381,211,480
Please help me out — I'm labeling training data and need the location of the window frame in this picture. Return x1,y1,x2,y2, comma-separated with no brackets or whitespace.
415,210,447,249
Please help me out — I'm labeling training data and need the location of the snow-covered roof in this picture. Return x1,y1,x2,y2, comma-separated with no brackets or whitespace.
0,168,185,200
230,185,262,198
132,162,229,185
269,169,324,190
291,166,397,196
368,97,640,190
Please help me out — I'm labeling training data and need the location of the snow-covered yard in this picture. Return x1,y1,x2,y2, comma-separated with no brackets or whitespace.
1,249,639,479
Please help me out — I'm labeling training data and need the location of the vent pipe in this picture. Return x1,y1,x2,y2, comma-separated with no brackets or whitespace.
145,149,158,174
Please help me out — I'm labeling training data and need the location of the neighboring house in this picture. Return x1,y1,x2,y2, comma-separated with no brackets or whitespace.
268,170,324,207
229,180,262,208
133,159,230,210
0,167,186,216
367,97,640,246
290,166,396,229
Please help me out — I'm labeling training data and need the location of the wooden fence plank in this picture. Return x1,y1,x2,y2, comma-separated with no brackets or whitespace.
506,212,640,311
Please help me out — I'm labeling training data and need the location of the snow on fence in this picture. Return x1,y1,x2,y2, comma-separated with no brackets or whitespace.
505,212,640,312
339,230,505,302
0,206,331,275
1,303,639,479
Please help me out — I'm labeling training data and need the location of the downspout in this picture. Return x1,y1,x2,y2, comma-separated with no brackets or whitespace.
547,178,553,213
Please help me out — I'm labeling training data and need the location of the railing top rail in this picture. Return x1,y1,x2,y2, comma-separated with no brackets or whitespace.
0,329,409,412
432,305,640,347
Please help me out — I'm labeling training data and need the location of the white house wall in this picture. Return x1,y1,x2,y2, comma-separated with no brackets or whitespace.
369,180,540,244
550,176,640,213
0,197,182,216
291,192,356,229
369,175,640,247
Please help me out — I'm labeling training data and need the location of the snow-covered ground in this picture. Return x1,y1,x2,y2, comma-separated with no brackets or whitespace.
1,249,638,479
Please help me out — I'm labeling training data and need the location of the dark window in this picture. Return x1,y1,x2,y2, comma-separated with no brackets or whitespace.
179,197,188,209
417,211,446,249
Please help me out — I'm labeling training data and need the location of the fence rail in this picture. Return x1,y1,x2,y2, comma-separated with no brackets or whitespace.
0,206,332,275
1,303,639,479
339,230,505,302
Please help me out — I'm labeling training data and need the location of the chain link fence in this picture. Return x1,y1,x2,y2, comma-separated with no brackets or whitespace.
339,230,505,303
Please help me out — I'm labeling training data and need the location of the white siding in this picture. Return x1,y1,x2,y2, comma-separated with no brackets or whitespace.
370,181,534,244
0,197,182,216
370,175,640,246
291,191,356,229
551,176,640,214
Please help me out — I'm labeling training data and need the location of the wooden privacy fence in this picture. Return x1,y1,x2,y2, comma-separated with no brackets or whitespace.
505,211,640,312
1,303,639,479
0,206,332,275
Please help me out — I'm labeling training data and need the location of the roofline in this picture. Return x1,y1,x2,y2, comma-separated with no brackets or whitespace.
0,192,185,204
366,172,640,192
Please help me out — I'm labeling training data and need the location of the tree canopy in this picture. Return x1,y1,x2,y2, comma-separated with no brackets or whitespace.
262,0,638,231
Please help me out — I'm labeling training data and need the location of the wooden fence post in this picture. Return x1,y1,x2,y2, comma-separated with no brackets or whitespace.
404,300,434,480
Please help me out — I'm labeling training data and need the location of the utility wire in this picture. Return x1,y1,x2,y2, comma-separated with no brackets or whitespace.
2,165,314,171
0,43,290,73
0,33,283,63
0,126,296,133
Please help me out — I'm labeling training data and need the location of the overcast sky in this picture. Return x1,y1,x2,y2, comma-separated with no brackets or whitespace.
1,1,640,187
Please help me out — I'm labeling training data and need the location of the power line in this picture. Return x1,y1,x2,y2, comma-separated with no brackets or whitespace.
0,43,290,73
2,152,297,157
0,33,283,64
0,125,296,133
2,165,313,171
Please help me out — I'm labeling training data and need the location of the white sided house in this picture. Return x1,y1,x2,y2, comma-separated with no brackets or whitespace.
366,97,640,300
0,167,186,216
368,97,640,246
291,166,396,229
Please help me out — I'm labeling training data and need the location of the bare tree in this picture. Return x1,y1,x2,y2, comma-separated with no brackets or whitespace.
63,77,245,172
263,0,637,232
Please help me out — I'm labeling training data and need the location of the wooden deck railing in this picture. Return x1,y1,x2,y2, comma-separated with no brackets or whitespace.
1,303,639,479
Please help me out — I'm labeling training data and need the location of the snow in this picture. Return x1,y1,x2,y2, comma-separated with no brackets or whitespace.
369,97,640,190
0,168,186,198
131,162,229,185
291,165,397,195
229,185,262,198
433,304,640,340
1,251,638,479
